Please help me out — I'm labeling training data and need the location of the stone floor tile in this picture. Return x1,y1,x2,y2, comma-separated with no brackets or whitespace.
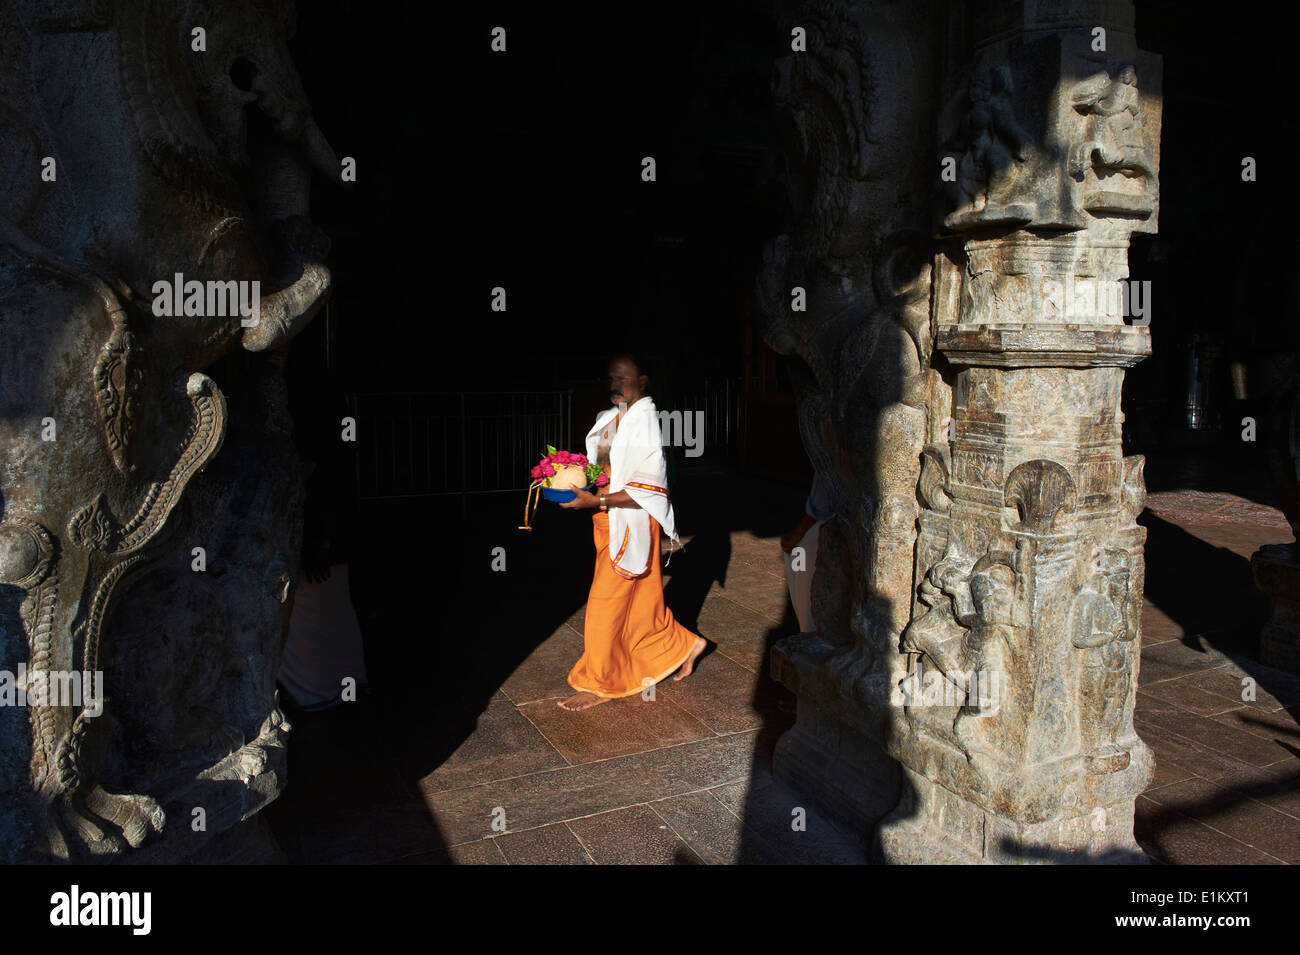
395,838,509,865
729,773,869,864
707,579,788,623
655,651,766,734
1144,749,1199,791
645,790,749,864
567,805,704,864
1139,600,1184,644
1137,656,1192,687
696,594,785,673
410,699,568,794
1142,775,1300,862
1134,688,1186,719
1133,725,1260,781
500,624,586,704
1183,667,1294,712
1217,761,1300,821
564,606,586,636
1135,795,1285,865
1140,637,1231,678
1139,679,1252,717
517,693,714,764
421,731,759,845
708,762,779,815
1138,707,1293,766
1209,706,1300,747
494,822,595,864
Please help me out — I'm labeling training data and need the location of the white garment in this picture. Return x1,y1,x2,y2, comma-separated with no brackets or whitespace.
782,520,821,633
280,564,368,710
585,396,677,578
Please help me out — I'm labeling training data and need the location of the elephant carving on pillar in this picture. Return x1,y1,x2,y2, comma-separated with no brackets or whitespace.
0,0,339,861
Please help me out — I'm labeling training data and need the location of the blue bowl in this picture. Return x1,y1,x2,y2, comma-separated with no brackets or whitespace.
542,483,593,503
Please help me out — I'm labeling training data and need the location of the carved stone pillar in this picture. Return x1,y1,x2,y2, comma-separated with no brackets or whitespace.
760,0,1162,862
0,0,335,862
758,0,943,838
878,2,1161,863
1255,544,1300,675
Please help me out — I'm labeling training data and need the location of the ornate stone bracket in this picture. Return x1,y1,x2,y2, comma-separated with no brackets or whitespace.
37,374,227,859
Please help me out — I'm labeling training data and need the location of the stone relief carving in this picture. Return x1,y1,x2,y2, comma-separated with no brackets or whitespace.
0,0,335,861
903,461,1076,766
1069,541,1137,773
944,64,1038,228
1004,459,1077,534
1069,66,1157,217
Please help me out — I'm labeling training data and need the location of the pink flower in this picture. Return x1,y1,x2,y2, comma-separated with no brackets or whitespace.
556,451,572,465
530,465,542,480
573,454,588,466
595,473,609,487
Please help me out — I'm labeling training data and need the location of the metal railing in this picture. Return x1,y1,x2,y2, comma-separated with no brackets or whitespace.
348,391,572,499
655,378,737,463
346,380,738,501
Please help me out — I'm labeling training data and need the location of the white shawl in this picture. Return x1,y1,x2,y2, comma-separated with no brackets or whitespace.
585,396,677,578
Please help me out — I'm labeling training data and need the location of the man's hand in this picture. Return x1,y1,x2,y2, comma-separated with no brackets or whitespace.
560,487,600,510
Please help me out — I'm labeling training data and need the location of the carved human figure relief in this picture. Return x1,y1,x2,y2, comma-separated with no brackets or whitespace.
1069,66,1157,217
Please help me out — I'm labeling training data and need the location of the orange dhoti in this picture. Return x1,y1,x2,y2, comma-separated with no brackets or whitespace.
567,510,700,698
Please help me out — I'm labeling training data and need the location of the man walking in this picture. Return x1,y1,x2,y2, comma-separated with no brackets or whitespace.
557,353,707,710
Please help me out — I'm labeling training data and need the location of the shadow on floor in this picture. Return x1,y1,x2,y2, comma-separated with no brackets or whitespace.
266,463,872,863
265,454,1300,864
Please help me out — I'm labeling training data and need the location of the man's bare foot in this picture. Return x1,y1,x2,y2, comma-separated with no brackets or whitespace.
672,636,708,681
557,692,610,711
